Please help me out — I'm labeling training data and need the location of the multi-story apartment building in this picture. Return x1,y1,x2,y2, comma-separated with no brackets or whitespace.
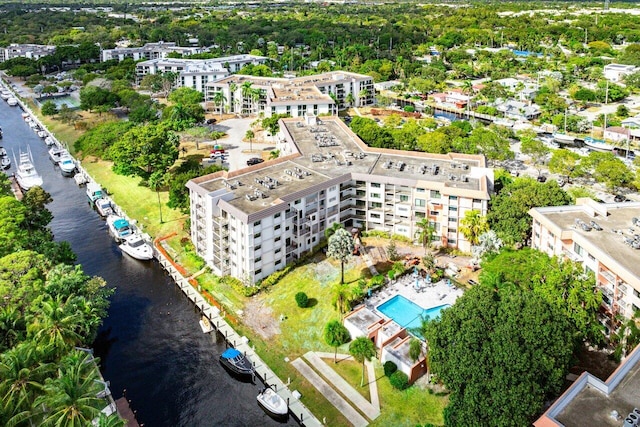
529,199,640,327
134,55,268,93
101,41,209,62
0,43,56,63
205,71,374,117
187,116,493,283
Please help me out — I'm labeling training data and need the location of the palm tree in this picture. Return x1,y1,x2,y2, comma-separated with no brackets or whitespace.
331,284,351,316
324,320,351,363
358,88,370,106
459,210,489,246
414,218,436,254
245,129,255,153
462,80,474,119
28,296,83,356
95,413,125,427
34,350,104,427
349,337,376,387
241,81,254,115
0,306,24,352
268,149,280,160
345,92,355,109
212,91,226,118
0,342,53,422
228,83,237,114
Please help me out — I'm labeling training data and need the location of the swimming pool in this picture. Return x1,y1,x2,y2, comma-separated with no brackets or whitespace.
377,295,450,329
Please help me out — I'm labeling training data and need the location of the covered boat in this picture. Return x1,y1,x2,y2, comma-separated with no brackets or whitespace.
257,387,288,421
119,233,153,261
48,145,65,163
583,136,614,152
0,147,10,169
106,215,133,241
553,132,577,145
219,348,254,378
86,182,104,203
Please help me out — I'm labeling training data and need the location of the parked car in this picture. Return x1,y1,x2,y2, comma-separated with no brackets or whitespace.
246,157,264,166
467,279,478,286
614,194,628,203
210,152,226,160
536,175,547,182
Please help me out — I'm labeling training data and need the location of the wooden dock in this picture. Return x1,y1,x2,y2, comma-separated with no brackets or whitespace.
10,174,23,200
115,397,140,427
155,254,323,427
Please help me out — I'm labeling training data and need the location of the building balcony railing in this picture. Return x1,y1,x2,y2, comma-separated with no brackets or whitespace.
213,217,228,226
600,270,615,285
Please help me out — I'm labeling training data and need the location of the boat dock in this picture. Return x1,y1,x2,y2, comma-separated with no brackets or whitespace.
155,250,323,427
115,397,140,427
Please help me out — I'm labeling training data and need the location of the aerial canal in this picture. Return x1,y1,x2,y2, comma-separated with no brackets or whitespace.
0,98,295,426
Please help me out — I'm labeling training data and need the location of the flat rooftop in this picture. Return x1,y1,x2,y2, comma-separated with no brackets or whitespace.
344,307,382,334
191,116,491,216
532,201,640,287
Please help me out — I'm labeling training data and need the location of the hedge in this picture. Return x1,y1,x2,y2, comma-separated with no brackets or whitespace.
383,361,398,377
389,370,409,390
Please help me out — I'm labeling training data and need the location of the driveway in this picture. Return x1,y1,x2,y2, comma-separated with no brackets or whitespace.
207,117,270,171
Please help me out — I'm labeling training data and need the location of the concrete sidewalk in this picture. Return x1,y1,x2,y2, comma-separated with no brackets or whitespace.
306,352,380,419
292,358,368,427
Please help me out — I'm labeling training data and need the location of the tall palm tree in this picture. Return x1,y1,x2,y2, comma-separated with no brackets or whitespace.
0,306,25,352
462,80,474,119
34,350,104,427
241,81,254,115
345,92,355,109
414,218,436,254
228,83,237,113
459,210,489,246
212,91,226,118
358,88,370,106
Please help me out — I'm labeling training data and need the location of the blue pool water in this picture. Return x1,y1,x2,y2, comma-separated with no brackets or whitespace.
377,295,450,329
36,95,80,109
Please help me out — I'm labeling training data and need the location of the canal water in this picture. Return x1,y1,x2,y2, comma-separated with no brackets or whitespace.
0,99,295,426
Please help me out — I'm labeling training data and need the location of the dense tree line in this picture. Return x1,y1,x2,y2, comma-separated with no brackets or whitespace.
0,174,121,426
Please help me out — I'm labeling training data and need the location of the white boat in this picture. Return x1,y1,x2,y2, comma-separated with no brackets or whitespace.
106,215,133,241
94,198,113,217
0,147,10,169
553,132,576,145
37,130,47,138
583,136,614,152
74,173,87,186
0,91,11,100
44,136,55,146
58,153,76,176
86,182,104,203
119,233,153,260
199,315,213,333
48,145,65,163
7,97,18,106
257,387,288,420
14,147,43,190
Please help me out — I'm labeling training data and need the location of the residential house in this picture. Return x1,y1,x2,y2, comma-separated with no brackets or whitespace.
495,99,541,121
604,63,638,82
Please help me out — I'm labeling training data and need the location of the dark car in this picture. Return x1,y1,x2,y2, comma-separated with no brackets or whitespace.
205,118,217,125
536,175,547,182
614,194,628,203
467,279,478,286
246,157,264,166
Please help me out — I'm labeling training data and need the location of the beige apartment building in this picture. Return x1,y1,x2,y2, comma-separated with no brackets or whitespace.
187,115,493,283
529,199,640,328
205,71,374,117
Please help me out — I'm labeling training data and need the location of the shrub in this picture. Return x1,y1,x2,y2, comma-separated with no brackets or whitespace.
295,291,309,308
363,230,390,239
383,361,397,377
41,101,58,116
223,275,260,297
389,370,409,390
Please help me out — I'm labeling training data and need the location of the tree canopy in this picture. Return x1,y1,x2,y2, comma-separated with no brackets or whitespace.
426,285,576,427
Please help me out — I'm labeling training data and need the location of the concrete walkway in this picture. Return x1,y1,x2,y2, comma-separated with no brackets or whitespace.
292,358,368,427
309,352,380,417
360,247,379,276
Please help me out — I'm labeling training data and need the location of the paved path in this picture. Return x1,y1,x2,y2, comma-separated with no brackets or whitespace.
308,352,380,418
292,358,368,427
360,247,379,276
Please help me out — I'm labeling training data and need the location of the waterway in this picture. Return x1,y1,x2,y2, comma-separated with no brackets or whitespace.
0,98,295,426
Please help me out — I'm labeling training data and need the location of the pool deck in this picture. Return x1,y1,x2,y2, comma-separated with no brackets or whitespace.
366,275,463,317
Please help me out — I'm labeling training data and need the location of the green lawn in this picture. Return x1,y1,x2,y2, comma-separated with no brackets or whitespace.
82,159,186,238
328,357,370,400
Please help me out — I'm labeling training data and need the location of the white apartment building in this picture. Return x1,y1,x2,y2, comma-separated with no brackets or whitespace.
205,71,374,117
529,199,640,328
101,41,209,62
135,55,268,93
0,43,56,63
187,115,493,283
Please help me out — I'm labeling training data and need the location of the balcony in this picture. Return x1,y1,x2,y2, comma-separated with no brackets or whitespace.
213,216,228,226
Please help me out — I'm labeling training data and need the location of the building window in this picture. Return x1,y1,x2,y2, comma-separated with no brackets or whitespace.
449,206,458,212
275,224,281,230
416,188,425,193
254,220,261,226
415,199,426,207
574,243,584,256
274,212,281,218
371,202,382,209
356,190,366,197
430,210,439,216
255,232,261,239
275,248,281,254
449,196,458,201
430,190,441,199
255,269,262,275
448,217,457,222
255,245,261,251
275,236,281,242
371,193,381,198
371,183,381,188
416,212,425,218
275,260,282,266
371,213,381,219
255,256,262,262
400,195,409,202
